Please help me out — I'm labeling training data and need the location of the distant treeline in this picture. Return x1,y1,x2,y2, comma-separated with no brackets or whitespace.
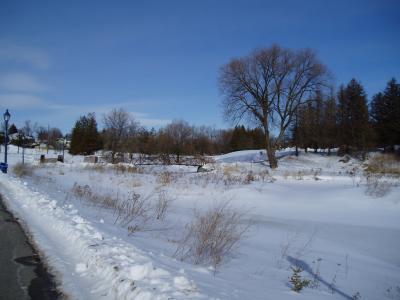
67,77,399,162
68,110,265,162
6,78,396,162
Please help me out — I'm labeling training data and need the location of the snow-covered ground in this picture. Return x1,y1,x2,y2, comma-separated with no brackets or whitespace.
1,146,400,300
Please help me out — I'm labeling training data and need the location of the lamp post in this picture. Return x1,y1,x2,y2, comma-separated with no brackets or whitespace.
2,109,10,173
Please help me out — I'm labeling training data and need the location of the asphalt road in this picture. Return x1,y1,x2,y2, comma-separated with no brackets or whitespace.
0,196,61,300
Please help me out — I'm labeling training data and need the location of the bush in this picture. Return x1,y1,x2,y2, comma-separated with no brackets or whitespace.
12,163,34,177
364,173,392,198
113,191,150,227
153,190,172,221
174,202,249,271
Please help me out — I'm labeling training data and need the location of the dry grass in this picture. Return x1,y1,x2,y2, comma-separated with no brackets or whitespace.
222,164,241,177
12,163,35,177
83,163,142,174
157,171,177,186
365,154,400,176
112,164,142,174
83,164,106,172
174,202,250,272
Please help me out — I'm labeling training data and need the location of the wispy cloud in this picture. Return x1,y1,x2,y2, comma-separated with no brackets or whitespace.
0,72,48,92
0,41,50,69
0,93,48,108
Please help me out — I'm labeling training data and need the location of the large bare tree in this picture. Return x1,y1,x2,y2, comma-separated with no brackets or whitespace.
219,44,330,168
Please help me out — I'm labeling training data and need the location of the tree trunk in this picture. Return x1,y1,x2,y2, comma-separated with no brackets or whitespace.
264,135,277,168
266,144,277,168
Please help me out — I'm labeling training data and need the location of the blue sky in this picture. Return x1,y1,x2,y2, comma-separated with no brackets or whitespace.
0,0,399,133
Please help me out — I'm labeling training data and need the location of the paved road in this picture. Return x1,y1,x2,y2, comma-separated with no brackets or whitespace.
0,196,61,300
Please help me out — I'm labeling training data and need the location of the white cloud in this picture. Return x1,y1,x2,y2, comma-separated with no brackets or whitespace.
0,93,48,109
0,72,48,92
0,41,50,69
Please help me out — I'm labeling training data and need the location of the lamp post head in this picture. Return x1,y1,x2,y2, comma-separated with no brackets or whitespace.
3,109,10,122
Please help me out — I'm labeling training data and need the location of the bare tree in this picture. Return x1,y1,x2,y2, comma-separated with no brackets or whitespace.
161,120,193,163
21,120,35,137
103,108,134,163
219,44,330,168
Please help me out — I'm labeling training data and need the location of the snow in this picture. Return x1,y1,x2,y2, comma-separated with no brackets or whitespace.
1,145,400,300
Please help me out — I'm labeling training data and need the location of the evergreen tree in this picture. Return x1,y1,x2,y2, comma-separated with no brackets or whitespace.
370,78,400,150
337,79,371,156
8,124,18,135
70,113,101,155
229,126,249,151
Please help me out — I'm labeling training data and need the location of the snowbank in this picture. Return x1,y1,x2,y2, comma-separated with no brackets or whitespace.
0,175,204,300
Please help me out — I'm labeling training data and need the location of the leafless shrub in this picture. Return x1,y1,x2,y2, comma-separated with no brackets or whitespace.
12,163,35,177
347,166,359,186
364,173,392,198
174,202,250,272
154,190,172,221
113,191,151,227
296,171,304,180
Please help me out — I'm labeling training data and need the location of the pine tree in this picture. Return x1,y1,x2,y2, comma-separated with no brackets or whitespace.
370,78,400,151
337,79,371,156
8,124,18,135
70,113,101,155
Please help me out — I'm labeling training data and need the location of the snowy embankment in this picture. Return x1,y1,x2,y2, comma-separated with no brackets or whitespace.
0,174,203,300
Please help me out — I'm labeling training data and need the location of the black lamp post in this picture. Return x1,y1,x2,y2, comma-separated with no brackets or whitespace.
2,109,10,173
